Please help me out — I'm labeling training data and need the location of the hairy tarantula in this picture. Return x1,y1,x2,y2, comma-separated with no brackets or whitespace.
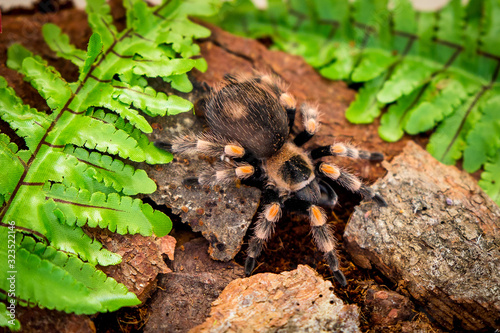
156,74,387,286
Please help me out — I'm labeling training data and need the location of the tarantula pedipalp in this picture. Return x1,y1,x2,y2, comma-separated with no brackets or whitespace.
156,74,387,287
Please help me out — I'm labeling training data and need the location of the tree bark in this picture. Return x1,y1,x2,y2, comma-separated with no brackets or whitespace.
345,142,500,331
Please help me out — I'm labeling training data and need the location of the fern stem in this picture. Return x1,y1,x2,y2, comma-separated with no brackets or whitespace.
441,59,500,161
0,222,49,243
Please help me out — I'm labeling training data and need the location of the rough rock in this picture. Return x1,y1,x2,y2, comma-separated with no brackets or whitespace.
190,265,361,333
144,238,244,333
344,141,500,331
97,232,175,302
146,111,261,261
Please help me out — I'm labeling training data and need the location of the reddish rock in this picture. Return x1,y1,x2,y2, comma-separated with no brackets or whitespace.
191,265,361,333
345,142,500,331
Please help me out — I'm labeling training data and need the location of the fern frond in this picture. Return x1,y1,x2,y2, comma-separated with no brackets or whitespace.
0,230,138,315
0,0,221,323
463,95,500,172
44,183,170,237
211,0,500,205
62,146,157,195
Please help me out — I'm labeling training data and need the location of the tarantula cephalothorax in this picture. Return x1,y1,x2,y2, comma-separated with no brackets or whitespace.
156,74,387,286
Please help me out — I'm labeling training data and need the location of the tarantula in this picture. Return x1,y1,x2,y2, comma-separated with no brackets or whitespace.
156,74,387,286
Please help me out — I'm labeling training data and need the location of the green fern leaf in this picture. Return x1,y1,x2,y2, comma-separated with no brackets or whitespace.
85,0,117,49
351,49,396,82
163,73,194,93
0,230,139,315
426,90,485,165
0,134,24,201
376,58,439,104
44,183,170,237
378,89,418,142
0,302,20,331
463,95,500,172
90,108,173,164
18,53,72,111
63,146,157,195
319,44,357,81
42,24,86,67
80,33,103,79
404,74,471,135
479,152,500,203
393,0,417,34
480,0,500,57
1,0,220,323
0,77,49,154
17,236,137,312
111,81,192,117
345,75,385,123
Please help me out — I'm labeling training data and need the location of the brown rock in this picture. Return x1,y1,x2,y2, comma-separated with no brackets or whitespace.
144,238,244,333
191,265,361,333
344,141,500,331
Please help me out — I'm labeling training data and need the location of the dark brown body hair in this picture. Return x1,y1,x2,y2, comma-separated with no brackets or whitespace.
205,76,289,159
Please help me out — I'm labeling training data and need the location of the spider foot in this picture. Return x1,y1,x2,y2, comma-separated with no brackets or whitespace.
245,256,256,276
325,251,347,287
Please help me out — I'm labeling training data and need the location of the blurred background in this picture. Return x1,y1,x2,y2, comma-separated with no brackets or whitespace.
0,0,455,12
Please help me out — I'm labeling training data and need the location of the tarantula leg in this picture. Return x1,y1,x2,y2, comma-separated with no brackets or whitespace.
317,162,387,207
245,188,282,276
164,132,246,159
277,92,297,132
311,142,384,161
318,179,338,207
308,205,347,287
294,104,320,147
245,202,282,275
199,161,255,185
154,141,173,151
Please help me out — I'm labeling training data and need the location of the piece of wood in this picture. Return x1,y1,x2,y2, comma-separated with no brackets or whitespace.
344,142,500,331
190,265,361,333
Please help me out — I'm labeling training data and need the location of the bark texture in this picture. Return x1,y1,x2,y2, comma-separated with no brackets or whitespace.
344,142,500,331
146,111,261,261
97,232,175,302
